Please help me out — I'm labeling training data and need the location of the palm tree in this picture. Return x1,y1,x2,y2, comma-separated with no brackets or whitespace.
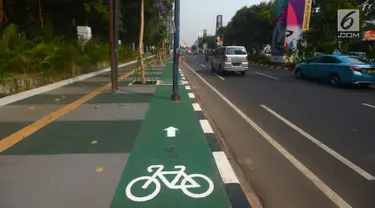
139,0,145,84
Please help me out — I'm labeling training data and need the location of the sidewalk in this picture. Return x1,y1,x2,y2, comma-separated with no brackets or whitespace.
0,58,250,208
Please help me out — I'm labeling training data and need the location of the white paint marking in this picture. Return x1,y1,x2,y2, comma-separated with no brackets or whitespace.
182,62,352,208
128,80,135,85
362,103,375,109
182,80,188,85
215,73,225,80
188,93,195,98
125,165,214,202
256,72,279,80
185,85,191,90
164,126,179,137
261,104,375,181
199,119,213,133
201,64,206,68
213,151,240,184
192,103,202,111
182,77,186,81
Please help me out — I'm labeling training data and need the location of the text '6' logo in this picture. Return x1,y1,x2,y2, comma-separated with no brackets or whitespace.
341,11,356,30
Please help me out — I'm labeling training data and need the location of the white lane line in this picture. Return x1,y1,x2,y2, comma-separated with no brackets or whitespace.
201,64,206,68
256,72,279,80
188,92,195,98
192,103,202,111
199,119,213,133
185,85,191,90
182,61,352,208
362,103,375,109
182,80,188,85
261,104,375,181
213,151,240,184
215,73,225,80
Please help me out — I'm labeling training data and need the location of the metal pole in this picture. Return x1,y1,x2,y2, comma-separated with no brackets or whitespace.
113,0,119,90
171,0,180,101
109,0,116,93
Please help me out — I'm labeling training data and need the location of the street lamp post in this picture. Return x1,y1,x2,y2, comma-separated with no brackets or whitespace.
170,0,180,101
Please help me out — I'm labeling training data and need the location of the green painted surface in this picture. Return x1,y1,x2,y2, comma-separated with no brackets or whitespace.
9,94,86,105
1,121,142,155
0,122,33,140
110,62,231,208
88,93,153,103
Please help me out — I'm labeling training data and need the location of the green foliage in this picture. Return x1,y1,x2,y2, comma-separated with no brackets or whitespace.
0,24,133,96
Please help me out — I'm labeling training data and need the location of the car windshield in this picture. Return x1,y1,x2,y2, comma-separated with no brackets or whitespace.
342,56,370,64
226,47,247,55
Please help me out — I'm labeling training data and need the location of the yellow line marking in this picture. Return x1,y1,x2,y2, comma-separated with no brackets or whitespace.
0,70,134,152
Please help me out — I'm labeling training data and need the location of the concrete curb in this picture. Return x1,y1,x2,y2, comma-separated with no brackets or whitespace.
179,68,251,208
0,55,155,106
249,61,293,71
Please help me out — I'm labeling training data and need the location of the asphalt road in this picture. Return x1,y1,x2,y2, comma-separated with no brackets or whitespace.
181,54,375,208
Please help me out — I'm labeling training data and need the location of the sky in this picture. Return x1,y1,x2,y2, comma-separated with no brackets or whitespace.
180,0,264,46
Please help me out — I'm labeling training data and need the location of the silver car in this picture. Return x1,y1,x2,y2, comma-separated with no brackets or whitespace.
211,46,248,75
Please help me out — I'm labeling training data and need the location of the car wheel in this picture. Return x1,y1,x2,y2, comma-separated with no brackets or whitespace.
294,68,303,78
240,71,246,76
329,74,341,87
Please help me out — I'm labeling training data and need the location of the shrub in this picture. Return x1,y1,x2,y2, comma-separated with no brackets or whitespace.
0,24,135,97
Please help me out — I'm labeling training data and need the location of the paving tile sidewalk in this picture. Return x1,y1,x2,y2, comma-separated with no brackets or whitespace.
0,62,162,208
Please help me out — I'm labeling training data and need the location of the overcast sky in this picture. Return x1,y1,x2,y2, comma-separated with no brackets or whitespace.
180,0,264,45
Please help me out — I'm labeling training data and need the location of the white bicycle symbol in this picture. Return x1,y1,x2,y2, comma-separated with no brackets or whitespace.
125,165,214,202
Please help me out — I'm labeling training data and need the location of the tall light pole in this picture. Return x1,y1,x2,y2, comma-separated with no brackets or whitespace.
171,0,180,101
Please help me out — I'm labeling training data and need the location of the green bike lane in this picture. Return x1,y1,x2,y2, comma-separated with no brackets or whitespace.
110,60,232,208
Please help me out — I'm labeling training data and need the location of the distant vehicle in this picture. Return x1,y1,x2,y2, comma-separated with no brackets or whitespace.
294,54,375,87
211,46,248,76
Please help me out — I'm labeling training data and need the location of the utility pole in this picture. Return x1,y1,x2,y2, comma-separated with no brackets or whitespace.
109,0,118,93
170,0,180,101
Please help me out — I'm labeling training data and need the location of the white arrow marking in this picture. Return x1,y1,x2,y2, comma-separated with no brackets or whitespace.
164,126,179,137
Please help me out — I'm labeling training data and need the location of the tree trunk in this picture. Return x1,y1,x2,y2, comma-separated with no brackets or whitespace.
37,0,44,27
139,0,145,84
0,0,8,23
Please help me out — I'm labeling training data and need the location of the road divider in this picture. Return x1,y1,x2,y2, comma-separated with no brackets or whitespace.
261,104,375,181
180,66,251,207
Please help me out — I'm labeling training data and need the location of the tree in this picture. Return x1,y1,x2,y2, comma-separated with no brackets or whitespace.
138,0,145,84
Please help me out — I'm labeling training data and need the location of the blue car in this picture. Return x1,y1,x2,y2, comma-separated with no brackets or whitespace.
294,54,375,87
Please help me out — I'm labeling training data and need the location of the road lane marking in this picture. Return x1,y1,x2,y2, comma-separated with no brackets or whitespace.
261,104,375,181
185,85,191,90
215,73,225,80
362,103,375,109
188,92,195,98
0,70,134,152
256,72,279,80
182,61,352,208
201,64,206,68
213,151,240,183
192,103,202,111
200,119,214,133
